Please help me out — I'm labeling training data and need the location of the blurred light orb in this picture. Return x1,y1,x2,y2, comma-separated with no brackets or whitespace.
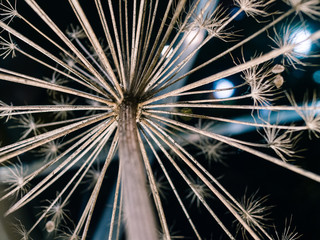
291,29,312,54
260,109,271,118
184,29,204,45
313,70,320,84
161,45,173,58
213,79,235,99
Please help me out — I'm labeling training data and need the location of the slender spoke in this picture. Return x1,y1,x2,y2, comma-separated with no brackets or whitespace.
145,112,320,183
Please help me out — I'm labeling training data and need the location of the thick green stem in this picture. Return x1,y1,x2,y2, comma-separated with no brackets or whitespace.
118,98,157,240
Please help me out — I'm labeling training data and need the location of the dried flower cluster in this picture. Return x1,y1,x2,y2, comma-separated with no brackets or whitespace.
0,0,319,239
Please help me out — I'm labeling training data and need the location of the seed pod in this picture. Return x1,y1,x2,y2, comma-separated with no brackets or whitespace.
272,64,285,74
273,74,284,88
45,221,55,233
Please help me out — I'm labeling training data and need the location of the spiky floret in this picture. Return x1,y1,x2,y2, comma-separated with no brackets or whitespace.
186,176,213,207
57,227,80,240
186,4,233,40
40,197,70,233
284,0,320,20
269,23,312,68
1,160,29,198
13,114,42,140
197,138,228,165
274,217,302,240
51,96,77,120
0,34,17,58
147,172,170,200
43,72,68,97
38,140,62,161
0,0,18,24
235,0,276,18
0,100,13,122
66,24,86,41
261,122,301,161
288,91,320,138
241,61,282,106
233,191,272,240
82,165,101,191
12,219,32,240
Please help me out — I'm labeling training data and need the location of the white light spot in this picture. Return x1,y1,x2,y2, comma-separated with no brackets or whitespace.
213,79,235,99
161,45,173,58
184,29,204,45
291,29,312,54
313,70,320,84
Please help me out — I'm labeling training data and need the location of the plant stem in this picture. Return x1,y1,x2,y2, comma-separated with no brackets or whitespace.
118,98,157,240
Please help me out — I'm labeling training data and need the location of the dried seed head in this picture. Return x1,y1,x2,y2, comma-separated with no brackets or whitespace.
242,62,280,106
186,177,213,207
187,4,232,40
0,34,17,59
284,0,320,20
60,52,77,68
52,95,77,120
44,72,68,97
40,196,70,234
261,123,300,161
38,141,62,161
234,190,272,239
0,0,319,239
198,138,228,165
14,114,42,140
1,160,29,198
83,166,102,190
66,24,86,40
274,217,302,240
12,220,31,240
0,100,13,122
58,227,80,240
269,24,311,68
148,173,170,200
0,0,18,24
235,0,275,18
287,92,320,138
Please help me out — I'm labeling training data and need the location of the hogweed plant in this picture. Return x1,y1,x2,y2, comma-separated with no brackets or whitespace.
0,0,319,239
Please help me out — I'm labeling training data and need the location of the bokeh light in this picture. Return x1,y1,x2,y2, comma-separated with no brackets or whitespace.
291,29,312,54
161,45,173,58
212,79,235,99
313,70,320,84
